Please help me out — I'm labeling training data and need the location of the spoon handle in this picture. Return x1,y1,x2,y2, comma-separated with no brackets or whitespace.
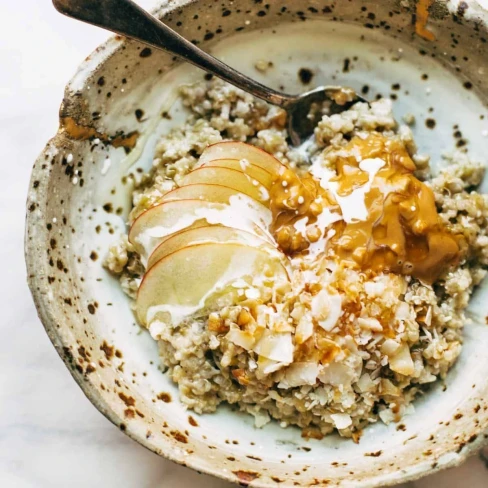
53,0,295,107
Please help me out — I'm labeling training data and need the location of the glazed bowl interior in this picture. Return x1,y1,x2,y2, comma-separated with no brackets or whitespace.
26,1,488,487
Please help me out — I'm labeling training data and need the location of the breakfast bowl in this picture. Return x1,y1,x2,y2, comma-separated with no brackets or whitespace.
26,1,488,486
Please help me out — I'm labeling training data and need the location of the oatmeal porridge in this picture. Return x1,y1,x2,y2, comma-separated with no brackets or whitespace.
105,78,488,440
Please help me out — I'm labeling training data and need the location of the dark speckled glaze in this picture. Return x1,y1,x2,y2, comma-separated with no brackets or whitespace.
26,1,488,487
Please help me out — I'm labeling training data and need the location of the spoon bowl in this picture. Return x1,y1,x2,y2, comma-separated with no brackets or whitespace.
284,86,367,146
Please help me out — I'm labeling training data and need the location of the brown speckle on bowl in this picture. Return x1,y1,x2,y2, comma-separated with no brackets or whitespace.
85,364,96,374
365,451,382,457
298,68,314,85
78,346,89,360
157,392,172,403
100,340,114,360
140,47,152,58
170,430,188,443
118,392,136,407
233,470,260,486
188,415,199,427
457,1,469,18
246,455,262,461
124,408,135,419
135,108,145,121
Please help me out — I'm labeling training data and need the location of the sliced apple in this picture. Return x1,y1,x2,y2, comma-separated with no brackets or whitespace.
199,141,286,175
136,242,289,326
129,198,272,262
180,166,269,203
147,224,280,270
129,199,221,260
160,183,246,204
201,158,276,188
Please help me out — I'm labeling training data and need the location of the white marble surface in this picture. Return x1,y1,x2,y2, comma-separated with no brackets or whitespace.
1,1,487,487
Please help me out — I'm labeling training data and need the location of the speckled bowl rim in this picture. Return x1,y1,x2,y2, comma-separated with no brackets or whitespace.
25,1,488,487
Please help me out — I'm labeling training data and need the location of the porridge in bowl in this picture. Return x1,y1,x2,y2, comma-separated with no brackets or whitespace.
105,78,488,440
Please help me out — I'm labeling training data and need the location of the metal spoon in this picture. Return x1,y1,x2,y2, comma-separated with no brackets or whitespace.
52,0,367,146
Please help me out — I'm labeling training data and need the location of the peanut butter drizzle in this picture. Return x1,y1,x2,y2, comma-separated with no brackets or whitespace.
60,116,140,150
268,133,462,284
415,0,436,41
269,168,335,254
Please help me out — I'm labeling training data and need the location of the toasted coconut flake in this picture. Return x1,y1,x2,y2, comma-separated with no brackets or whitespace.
364,281,386,297
395,302,410,320
380,338,401,356
226,328,256,350
311,290,342,332
330,413,352,430
379,408,395,424
417,306,433,327
295,312,314,344
357,317,383,332
389,343,414,375
357,373,376,393
380,378,401,396
317,337,341,363
319,361,357,386
258,357,288,375
254,330,293,363
279,362,320,388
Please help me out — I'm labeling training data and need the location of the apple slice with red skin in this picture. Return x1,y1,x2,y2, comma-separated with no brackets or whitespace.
199,141,286,175
129,199,228,260
160,183,248,204
200,158,276,189
180,166,269,203
129,198,272,261
136,242,289,326
146,224,280,270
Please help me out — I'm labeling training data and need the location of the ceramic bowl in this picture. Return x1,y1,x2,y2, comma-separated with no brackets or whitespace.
26,1,488,486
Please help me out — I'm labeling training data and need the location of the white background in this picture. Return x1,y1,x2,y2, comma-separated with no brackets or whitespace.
1,1,487,487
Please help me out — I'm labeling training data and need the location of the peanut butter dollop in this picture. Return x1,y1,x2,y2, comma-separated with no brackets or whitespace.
269,133,462,284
